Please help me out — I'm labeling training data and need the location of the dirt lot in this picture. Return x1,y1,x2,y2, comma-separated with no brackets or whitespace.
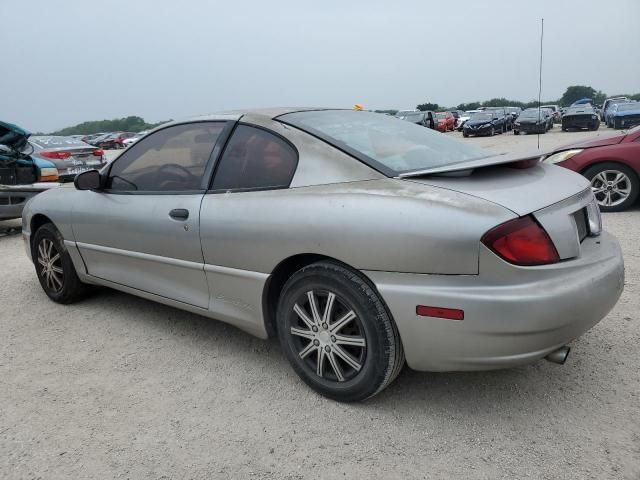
1,126,639,479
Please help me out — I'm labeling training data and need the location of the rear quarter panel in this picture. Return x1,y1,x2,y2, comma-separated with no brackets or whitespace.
199,179,513,275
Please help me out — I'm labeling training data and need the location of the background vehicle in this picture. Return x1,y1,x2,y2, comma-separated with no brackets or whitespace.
484,108,512,131
95,132,136,149
435,112,455,132
82,132,107,144
455,111,474,130
396,111,436,129
86,132,112,146
28,136,107,183
122,130,149,147
561,105,600,131
602,97,630,123
463,111,504,137
0,121,60,220
607,102,640,129
544,125,640,211
22,108,623,402
540,105,561,123
513,108,553,135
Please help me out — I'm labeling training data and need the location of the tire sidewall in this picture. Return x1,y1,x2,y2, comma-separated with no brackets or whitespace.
32,224,79,302
277,264,394,401
584,162,640,212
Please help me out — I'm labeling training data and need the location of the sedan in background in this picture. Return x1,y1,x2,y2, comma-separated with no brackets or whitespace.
540,105,562,123
462,111,504,137
435,111,455,132
602,97,630,123
1,121,60,220
513,108,553,135
122,130,149,147
544,125,640,211
607,103,640,129
455,111,474,131
395,111,436,129
95,132,136,149
561,105,600,131
29,136,108,183
22,108,624,401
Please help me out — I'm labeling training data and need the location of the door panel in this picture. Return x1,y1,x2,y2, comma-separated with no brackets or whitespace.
73,192,209,307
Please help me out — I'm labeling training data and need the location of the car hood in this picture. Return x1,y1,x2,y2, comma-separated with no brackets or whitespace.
465,119,493,126
0,120,30,152
552,133,625,152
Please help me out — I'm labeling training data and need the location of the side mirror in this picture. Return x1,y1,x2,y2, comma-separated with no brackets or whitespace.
74,170,102,190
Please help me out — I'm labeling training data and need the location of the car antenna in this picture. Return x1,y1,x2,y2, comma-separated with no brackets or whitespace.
537,18,544,150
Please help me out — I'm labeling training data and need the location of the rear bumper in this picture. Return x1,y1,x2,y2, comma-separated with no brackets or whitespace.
365,232,624,371
0,183,60,220
517,123,546,133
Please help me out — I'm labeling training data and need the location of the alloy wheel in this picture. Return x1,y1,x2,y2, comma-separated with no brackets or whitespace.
289,290,367,382
37,238,64,292
590,170,632,207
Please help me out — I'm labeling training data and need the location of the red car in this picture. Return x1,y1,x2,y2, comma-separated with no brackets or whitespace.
544,126,640,211
435,112,455,132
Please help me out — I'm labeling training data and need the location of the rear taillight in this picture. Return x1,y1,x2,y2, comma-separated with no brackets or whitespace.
481,215,560,266
92,149,104,157
40,151,71,160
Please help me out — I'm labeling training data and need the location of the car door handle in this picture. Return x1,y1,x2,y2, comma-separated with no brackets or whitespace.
169,208,189,221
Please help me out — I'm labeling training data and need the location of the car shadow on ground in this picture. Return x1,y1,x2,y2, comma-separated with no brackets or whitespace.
72,284,618,415
0,219,22,238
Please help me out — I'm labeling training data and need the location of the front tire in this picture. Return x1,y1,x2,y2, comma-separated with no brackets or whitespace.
32,223,87,303
277,262,404,402
584,163,639,212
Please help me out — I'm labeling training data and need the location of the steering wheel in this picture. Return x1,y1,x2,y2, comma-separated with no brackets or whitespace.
155,163,197,188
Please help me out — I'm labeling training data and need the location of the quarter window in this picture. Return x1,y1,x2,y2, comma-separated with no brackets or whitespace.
107,122,225,192
211,125,297,191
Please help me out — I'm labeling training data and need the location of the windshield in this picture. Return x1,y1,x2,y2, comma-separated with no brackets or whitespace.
435,113,447,119
29,136,88,148
470,113,493,121
519,110,543,119
618,103,639,112
278,110,489,175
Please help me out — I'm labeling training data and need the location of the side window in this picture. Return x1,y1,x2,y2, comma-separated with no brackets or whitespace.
107,122,225,192
211,125,298,191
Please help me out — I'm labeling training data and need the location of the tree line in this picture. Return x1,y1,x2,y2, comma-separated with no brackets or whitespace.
48,116,171,136
407,85,640,114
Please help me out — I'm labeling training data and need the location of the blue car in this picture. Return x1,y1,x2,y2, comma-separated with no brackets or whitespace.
0,121,60,220
607,102,640,129
602,97,630,124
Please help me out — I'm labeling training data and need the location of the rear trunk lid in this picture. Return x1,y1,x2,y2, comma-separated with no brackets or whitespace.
403,159,595,261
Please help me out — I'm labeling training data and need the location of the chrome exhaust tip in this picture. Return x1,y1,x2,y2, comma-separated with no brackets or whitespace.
545,346,570,365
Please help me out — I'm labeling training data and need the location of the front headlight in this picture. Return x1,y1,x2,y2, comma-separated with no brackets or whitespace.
543,149,583,165
586,198,601,236
38,167,59,182
592,115,597,119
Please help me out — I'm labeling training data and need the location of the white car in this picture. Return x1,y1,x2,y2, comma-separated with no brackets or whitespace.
122,130,149,147
457,110,480,130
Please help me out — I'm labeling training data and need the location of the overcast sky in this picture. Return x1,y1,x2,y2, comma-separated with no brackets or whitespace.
3,0,639,132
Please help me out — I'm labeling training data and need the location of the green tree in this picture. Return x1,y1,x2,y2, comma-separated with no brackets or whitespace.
558,85,606,107
416,102,439,112
50,116,171,136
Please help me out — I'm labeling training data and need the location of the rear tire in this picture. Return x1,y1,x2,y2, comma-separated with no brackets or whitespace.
463,131,469,137
584,162,639,212
277,261,404,402
32,223,88,304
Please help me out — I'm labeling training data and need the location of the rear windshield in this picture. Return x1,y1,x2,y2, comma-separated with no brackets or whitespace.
29,136,88,148
278,110,489,175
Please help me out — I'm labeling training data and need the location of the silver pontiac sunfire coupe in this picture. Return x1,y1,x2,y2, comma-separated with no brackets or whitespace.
22,108,624,401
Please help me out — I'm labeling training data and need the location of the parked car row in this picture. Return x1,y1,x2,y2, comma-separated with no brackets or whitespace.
82,131,138,149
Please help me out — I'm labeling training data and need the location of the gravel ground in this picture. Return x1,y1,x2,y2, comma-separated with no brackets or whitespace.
1,127,639,479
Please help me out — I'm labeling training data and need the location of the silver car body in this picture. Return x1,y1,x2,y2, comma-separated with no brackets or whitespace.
21,108,624,371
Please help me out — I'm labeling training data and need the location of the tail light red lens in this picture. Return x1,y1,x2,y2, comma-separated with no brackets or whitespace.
40,151,71,160
92,149,104,156
481,215,560,266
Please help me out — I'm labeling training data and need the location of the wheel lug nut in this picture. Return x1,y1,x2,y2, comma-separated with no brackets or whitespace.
313,340,320,346
331,335,336,343
325,346,331,352
312,326,318,332
322,323,328,330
